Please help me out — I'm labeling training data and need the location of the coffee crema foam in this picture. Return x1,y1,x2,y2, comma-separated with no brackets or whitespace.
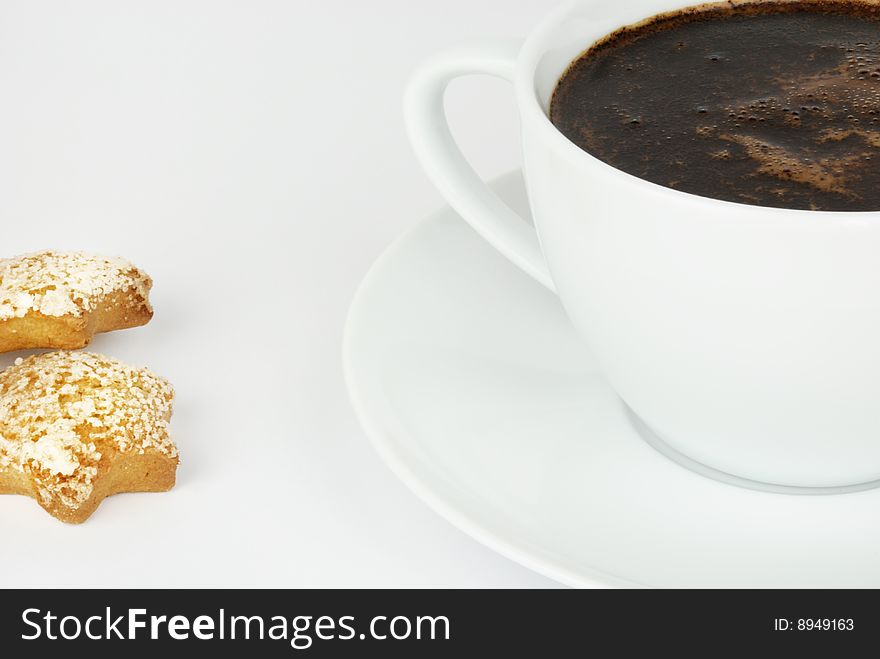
550,1,880,210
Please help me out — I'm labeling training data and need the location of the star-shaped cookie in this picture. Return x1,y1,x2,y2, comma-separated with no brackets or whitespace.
0,251,153,353
0,351,177,523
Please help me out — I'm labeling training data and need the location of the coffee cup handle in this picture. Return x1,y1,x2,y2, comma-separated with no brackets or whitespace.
404,41,556,292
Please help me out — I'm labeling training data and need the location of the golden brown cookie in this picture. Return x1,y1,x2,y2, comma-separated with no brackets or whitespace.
0,251,153,353
0,351,177,523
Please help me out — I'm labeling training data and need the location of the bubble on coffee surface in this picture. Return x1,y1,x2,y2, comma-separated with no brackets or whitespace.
550,1,880,211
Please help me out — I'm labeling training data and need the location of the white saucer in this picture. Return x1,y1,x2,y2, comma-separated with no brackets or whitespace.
344,171,880,588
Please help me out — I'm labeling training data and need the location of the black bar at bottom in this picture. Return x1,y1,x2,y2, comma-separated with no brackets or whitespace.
0,589,875,656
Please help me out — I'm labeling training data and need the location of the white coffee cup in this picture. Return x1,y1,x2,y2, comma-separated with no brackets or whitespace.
404,0,880,489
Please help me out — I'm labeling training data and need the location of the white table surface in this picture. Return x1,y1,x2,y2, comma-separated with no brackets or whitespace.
0,0,560,587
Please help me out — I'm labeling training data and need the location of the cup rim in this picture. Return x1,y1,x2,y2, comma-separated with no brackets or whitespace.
515,0,880,221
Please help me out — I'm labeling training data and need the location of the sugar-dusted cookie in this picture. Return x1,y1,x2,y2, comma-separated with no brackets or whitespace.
0,251,153,353
0,351,177,523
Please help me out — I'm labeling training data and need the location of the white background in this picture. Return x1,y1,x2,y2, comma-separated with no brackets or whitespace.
0,1,560,586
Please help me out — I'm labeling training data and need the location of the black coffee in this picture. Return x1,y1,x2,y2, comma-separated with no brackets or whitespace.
550,1,880,211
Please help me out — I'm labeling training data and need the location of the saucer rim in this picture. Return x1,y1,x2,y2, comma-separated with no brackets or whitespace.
342,175,636,589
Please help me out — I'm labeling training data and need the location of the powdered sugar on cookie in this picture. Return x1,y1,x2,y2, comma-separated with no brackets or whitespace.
0,251,152,320
0,351,175,509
